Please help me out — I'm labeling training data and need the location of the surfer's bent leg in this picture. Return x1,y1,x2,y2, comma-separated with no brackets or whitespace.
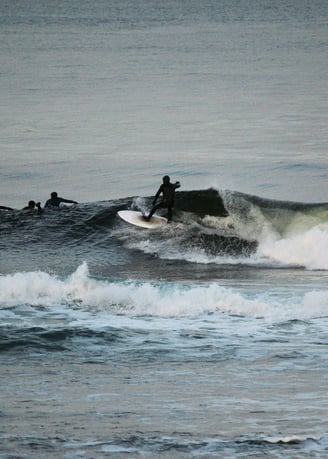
147,202,162,220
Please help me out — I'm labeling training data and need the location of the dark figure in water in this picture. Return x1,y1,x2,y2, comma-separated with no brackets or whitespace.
44,192,78,208
146,175,181,222
22,200,43,214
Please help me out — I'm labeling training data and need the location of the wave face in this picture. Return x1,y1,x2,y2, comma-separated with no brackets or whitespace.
1,188,328,274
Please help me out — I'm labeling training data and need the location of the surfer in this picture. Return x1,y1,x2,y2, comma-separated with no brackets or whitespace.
146,175,181,222
22,200,43,214
44,192,78,208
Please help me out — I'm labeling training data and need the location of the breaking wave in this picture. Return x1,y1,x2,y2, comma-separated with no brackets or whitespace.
1,262,328,322
1,188,328,270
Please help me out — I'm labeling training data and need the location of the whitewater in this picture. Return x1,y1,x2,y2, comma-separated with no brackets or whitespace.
1,260,328,322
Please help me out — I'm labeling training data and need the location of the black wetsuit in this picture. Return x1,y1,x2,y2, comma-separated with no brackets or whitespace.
148,181,180,221
44,197,77,208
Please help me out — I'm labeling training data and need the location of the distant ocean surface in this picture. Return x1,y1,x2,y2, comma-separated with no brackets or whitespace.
1,1,328,458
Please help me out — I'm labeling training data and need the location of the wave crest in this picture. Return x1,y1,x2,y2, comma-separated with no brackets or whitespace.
1,263,328,322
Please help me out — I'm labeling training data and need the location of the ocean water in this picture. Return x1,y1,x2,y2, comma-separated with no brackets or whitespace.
1,1,328,458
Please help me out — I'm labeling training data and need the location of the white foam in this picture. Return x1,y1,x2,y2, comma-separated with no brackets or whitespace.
257,223,328,270
1,263,328,322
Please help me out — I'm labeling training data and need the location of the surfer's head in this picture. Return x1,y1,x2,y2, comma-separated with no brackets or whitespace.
51,192,58,199
28,200,36,208
163,175,170,184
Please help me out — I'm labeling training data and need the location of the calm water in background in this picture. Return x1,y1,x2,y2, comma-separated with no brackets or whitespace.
1,0,328,206
1,1,328,458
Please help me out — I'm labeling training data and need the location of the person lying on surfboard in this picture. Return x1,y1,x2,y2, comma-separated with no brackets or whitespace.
145,175,181,222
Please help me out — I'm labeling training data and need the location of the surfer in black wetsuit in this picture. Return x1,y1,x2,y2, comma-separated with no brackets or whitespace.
22,200,43,214
44,192,78,208
146,175,181,222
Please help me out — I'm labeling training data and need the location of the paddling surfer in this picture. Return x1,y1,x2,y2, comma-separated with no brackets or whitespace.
45,192,78,208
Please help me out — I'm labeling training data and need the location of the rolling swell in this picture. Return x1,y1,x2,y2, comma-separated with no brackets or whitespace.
233,191,328,212
84,434,323,458
0,189,247,258
0,325,128,354
1,189,328,274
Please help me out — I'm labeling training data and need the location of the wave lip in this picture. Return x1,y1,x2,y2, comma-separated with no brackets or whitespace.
221,190,328,270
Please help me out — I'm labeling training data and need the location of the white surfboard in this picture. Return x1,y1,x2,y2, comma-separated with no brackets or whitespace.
117,210,167,229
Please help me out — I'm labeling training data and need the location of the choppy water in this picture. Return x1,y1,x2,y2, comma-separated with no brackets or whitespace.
1,1,328,458
1,190,328,458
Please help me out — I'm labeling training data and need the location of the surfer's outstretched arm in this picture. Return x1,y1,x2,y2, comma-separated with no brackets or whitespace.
60,198,78,205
